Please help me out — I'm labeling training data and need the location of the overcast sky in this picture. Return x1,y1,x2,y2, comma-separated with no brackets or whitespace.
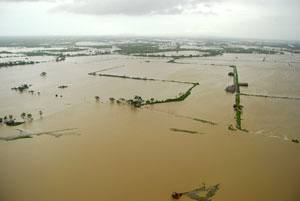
0,0,299,40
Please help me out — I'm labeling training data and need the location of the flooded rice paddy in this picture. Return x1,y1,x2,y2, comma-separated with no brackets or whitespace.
0,53,300,201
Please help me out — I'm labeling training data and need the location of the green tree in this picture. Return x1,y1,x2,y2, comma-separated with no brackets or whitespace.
21,112,26,120
9,114,13,121
27,113,33,121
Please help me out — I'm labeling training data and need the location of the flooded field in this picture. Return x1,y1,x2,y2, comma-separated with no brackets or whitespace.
0,38,300,201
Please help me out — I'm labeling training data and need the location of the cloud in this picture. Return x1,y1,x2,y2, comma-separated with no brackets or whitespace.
53,0,222,16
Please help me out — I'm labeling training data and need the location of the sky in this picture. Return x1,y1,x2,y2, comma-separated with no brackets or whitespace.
0,0,299,40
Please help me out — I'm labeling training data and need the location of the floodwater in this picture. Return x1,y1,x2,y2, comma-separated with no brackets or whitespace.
0,53,300,201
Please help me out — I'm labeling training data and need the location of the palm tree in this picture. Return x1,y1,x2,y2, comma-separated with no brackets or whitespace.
109,97,115,103
39,111,43,117
95,96,100,101
3,116,8,123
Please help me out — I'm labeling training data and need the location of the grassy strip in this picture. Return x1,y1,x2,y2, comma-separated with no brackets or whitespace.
233,66,240,93
94,65,125,73
97,73,157,81
90,72,199,106
233,66,241,129
232,66,248,132
170,128,202,134
240,93,300,101
88,65,126,75
143,83,198,106
95,73,198,85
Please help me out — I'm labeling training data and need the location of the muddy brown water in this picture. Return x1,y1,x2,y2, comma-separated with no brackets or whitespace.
0,54,300,201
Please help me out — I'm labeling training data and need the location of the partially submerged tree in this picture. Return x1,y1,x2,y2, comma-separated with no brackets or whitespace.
8,115,13,121
40,72,47,76
27,113,33,121
21,112,26,120
109,97,115,103
95,96,100,101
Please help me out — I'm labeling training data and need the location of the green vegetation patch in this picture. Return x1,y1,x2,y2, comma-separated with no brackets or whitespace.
233,66,240,94
143,83,199,106
91,72,199,107
117,43,160,54
6,122,25,127
116,42,223,57
292,139,299,143
231,66,248,132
